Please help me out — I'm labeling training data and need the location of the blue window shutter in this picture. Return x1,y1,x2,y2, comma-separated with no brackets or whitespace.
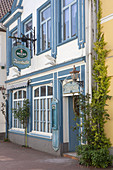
57,0,61,44
78,0,85,49
51,0,57,59
37,9,40,54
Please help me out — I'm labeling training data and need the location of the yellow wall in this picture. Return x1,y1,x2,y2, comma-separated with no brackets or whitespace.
101,0,113,146
101,0,113,18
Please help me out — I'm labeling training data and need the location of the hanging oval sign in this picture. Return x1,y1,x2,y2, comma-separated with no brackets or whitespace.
15,48,28,58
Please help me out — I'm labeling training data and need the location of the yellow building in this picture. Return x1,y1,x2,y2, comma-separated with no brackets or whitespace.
101,0,113,148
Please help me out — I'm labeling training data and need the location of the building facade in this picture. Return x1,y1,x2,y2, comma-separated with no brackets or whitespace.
0,25,6,139
0,0,95,155
101,0,113,154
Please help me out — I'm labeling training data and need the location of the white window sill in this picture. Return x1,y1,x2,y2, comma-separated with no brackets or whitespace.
9,128,25,134
29,131,52,139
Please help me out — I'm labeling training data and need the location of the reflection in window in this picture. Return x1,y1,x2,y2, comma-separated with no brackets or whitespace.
13,90,26,129
33,86,53,133
62,0,77,41
40,5,51,51
34,88,39,97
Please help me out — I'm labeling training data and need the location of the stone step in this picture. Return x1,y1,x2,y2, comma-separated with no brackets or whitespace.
63,152,79,160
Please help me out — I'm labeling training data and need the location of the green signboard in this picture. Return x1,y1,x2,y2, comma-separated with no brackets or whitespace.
12,45,31,69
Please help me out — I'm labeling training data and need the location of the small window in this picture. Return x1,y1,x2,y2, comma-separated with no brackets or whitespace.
14,92,17,99
34,88,39,97
48,86,53,96
40,5,51,51
24,19,32,49
12,30,18,47
41,86,46,96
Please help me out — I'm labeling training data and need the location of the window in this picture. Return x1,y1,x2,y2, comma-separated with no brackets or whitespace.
40,5,51,51
33,85,53,133
24,19,32,49
13,89,26,129
62,0,77,41
12,29,18,47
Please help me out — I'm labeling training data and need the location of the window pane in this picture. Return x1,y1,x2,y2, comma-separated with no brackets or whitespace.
18,90,22,99
14,92,17,99
34,121,36,130
48,86,53,96
63,0,74,7
47,20,51,48
12,31,17,47
63,8,69,40
34,88,39,97
26,20,32,32
44,123,46,132
41,86,46,96
42,23,46,51
44,99,46,109
23,91,26,98
34,111,36,120
41,7,51,21
71,3,77,37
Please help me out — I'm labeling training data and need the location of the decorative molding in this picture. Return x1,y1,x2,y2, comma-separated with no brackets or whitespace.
101,13,113,24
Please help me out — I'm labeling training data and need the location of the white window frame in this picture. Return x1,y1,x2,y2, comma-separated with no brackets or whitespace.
24,18,32,49
12,29,18,47
12,88,26,130
40,5,51,51
33,85,53,135
61,0,77,41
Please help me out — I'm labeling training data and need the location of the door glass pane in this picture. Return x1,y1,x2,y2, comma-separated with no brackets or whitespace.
71,3,77,37
63,0,74,7
41,86,46,96
44,123,46,132
47,20,51,48
34,121,36,130
42,23,46,51
63,8,69,40
41,6,51,21
34,111,36,120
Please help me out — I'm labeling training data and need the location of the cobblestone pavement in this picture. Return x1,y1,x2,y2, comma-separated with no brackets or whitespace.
0,141,113,170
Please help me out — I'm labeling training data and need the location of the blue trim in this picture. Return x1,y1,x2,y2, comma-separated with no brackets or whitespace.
8,131,52,141
0,12,10,23
31,80,53,87
78,0,85,49
51,0,57,58
18,17,21,37
31,74,53,83
53,73,57,98
11,0,18,11
57,36,77,47
22,14,32,25
5,56,86,83
5,10,23,27
57,0,61,44
58,66,80,77
81,65,85,95
37,0,51,54
36,48,51,56
8,90,12,129
58,79,63,144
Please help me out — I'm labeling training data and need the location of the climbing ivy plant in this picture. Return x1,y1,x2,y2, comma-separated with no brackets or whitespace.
74,0,113,168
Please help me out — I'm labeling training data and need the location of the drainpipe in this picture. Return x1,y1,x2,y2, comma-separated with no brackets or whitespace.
89,0,92,99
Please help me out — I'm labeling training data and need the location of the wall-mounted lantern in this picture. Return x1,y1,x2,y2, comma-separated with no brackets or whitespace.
70,65,84,87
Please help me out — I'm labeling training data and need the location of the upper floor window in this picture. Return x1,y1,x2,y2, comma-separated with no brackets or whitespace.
62,0,77,41
12,29,18,47
24,19,32,49
40,5,51,51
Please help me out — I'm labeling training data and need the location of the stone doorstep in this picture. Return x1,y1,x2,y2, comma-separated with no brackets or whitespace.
63,152,79,160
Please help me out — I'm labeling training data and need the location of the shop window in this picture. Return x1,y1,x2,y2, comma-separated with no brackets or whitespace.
61,0,77,41
13,89,26,129
33,85,53,133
